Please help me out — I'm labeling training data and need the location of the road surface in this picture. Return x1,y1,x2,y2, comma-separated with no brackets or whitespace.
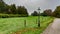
42,18,60,34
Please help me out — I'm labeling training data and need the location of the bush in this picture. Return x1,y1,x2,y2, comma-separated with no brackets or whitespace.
52,6,60,18
0,14,28,18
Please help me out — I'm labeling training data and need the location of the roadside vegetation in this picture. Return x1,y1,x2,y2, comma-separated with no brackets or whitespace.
0,0,60,34
0,16,54,34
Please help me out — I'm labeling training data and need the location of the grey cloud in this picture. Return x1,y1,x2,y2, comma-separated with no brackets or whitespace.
4,0,60,14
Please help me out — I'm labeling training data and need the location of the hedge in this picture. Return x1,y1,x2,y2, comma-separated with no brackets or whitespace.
0,14,28,18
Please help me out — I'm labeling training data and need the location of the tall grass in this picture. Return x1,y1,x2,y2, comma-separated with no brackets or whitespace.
0,16,54,34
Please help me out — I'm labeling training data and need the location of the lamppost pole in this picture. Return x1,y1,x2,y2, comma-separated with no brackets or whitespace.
38,7,40,27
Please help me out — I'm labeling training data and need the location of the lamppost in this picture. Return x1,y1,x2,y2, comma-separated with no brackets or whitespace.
37,7,41,27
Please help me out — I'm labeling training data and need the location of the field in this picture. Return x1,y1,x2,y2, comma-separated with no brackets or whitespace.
0,16,54,34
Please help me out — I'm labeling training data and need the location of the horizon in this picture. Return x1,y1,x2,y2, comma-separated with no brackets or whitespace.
3,0,60,15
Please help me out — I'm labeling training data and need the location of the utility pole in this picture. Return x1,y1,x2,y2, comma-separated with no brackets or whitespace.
37,7,41,27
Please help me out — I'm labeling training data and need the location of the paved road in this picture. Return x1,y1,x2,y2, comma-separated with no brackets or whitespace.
42,18,60,34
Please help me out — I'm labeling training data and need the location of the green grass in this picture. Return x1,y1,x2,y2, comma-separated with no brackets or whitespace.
0,16,54,34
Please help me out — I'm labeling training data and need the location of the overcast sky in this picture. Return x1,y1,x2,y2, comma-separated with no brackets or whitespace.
3,0,60,14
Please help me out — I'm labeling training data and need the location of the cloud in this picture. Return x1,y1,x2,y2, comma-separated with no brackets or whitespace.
4,0,60,14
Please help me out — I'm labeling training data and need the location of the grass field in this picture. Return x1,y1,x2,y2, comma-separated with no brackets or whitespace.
0,16,54,34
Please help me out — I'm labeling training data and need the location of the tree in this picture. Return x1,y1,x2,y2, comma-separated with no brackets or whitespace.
31,11,38,16
42,9,52,16
5,5,12,14
17,6,28,16
0,0,8,13
53,6,60,17
0,0,29,17
9,4,16,14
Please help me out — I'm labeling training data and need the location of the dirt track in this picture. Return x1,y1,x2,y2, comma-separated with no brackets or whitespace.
42,18,60,34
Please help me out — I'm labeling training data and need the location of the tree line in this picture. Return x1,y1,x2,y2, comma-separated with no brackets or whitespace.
0,0,60,18
31,6,60,18
0,0,28,18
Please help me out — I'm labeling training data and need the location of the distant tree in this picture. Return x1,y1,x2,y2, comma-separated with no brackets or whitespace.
9,4,16,14
31,11,38,16
42,9,52,16
0,0,29,17
0,0,7,13
40,13,44,16
5,5,12,14
17,6,28,16
53,6,60,17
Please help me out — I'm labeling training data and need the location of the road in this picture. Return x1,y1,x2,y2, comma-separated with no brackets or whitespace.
42,18,60,34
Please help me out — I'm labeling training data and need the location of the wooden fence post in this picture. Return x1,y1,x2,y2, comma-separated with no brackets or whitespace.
24,20,26,27
36,19,37,24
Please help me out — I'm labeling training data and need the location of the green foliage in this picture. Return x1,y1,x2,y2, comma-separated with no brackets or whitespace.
0,14,28,18
9,4,16,14
0,0,7,13
17,6,28,16
0,16,54,34
41,9,52,16
31,11,38,16
53,6,60,18
0,0,28,17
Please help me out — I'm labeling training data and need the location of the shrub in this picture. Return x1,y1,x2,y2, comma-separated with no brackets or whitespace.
0,14,28,18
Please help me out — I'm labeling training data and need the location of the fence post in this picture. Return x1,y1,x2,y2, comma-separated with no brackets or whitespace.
24,20,26,27
36,19,37,24
38,19,40,27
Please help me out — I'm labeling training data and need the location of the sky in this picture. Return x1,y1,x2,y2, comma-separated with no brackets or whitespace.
3,0,60,14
